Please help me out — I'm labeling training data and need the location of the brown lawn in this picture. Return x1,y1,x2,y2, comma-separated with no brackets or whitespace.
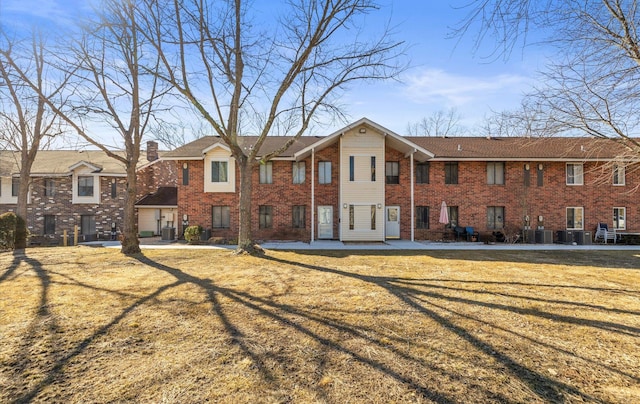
0,247,639,403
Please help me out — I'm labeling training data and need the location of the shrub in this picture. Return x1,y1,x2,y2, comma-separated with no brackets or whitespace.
184,225,203,243
15,215,28,249
0,212,17,250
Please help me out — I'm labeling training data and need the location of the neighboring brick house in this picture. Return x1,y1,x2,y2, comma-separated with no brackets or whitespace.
163,118,640,243
0,141,176,242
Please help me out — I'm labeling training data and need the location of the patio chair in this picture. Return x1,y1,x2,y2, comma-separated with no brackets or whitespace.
594,223,616,244
453,226,466,241
465,226,479,242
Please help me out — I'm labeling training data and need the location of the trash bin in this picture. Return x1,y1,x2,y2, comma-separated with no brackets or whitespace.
161,227,175,241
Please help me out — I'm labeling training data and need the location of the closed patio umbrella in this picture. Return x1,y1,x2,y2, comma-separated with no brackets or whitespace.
439,201,449,225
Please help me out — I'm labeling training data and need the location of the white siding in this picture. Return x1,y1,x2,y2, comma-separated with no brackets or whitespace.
204,147,236,193
340,125,385,241
138,209,159,234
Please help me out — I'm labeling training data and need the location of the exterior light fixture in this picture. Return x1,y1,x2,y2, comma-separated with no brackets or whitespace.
377,203,382,209
343,203,348,209
359,128,366,133
538,163,543,170
524,164,530,170
183,163,188,169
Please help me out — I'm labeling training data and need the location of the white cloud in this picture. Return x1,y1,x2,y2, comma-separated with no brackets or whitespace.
403,68,532,108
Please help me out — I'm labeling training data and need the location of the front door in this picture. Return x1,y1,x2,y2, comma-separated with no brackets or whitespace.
385,206,400,239
318,206,333,239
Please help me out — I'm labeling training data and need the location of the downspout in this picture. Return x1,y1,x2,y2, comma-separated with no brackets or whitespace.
410,151,415,242
339,135,343,241
311,148,315,244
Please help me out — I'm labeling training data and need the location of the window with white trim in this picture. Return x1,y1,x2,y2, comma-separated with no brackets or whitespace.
566,163,583,185
613,164,625,186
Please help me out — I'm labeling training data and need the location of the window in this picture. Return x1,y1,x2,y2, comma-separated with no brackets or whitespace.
487,162,505,185
613,164,625,186
182,164,189,186
211,161,228,183
371,157,376,182
80,215,96,235
44,215,56,235
385,161,399,184
292,205,305,228
318,161,331,184
566,207,584,230
566,163,583,185
12,177,19,197
537,164,544,186
110,180,117,198
349,205,354,230
44,179,55,197
349,156,376,182
259,205,272,228
447,206,458,228
371,205,376,230
416,162,429,184
292,161,305,184
416,206,430,229
444,162,458,184
260,162,273,184
212,206,230,229
613,207,626,230
78,176,94,197
487,206,505,230
523,165,531,187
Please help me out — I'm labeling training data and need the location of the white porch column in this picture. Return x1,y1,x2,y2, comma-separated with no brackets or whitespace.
311,148,315,243
410,151,415,242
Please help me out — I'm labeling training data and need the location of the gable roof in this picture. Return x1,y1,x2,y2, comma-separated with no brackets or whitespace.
135,186,178,207
161,118,640,162
0,149,167,176
409,137,638,161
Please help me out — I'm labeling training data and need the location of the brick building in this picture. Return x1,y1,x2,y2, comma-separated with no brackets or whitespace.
163,118,640,243
0,141,176,242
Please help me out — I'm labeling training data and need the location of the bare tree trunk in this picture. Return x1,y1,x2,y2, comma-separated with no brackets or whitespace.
121,163,141,254
236,156,260,254
16,167,31,220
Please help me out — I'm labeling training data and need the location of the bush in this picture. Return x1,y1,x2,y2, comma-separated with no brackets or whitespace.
184,225,202,243
15,215,28,249
0,212,17,250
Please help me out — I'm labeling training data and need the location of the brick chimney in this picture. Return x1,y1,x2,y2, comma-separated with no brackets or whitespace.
146,140,159,162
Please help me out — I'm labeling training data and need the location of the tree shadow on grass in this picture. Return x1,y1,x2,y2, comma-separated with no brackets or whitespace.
260,253,638,402
6,250,635,402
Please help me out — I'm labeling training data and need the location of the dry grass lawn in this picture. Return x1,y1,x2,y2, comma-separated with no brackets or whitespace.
0,247,639,403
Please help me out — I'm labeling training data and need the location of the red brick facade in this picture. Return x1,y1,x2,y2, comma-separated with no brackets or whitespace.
174,140,639,242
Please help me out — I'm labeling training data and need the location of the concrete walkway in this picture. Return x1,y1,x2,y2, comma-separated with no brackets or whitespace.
85,238,640,251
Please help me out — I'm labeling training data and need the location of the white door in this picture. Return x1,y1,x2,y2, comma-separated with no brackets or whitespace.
385,206,400,239
317,206,333,239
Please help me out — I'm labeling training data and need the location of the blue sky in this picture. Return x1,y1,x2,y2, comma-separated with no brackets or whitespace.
1,0,545,138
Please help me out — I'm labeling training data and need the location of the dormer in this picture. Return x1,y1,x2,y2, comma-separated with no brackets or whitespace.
71,161,102,204
203,143,236,193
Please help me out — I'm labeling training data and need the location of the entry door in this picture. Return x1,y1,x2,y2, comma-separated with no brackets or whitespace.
385,206,400,239
317,206,333,239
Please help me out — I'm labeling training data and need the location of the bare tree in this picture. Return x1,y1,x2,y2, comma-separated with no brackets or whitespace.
140,0,405,254
406,108,467,137
8,0,172,254
455,0,640,156
0,32,67,221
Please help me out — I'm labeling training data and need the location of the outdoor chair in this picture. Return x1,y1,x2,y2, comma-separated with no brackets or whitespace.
465,226,479,242
594,223,616,244
453,226,466,241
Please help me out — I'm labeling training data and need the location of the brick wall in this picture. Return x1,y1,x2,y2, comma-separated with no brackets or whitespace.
136,160,178,199
175,143,640,242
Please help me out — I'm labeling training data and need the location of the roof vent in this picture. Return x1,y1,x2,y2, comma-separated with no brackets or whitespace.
580,145,585,152
457,144,462,151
